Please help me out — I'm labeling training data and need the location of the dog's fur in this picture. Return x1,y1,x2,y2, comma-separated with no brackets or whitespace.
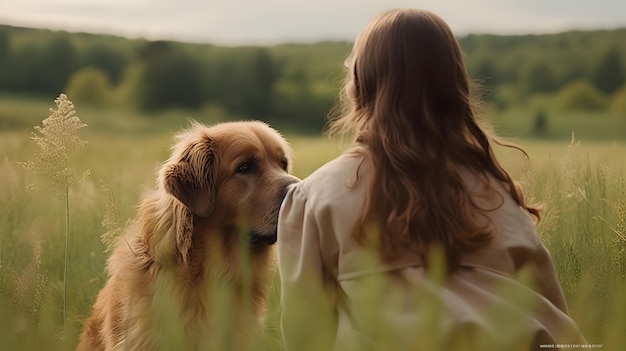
77,121,299,351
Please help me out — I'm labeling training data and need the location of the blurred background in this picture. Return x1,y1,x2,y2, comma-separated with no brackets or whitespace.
0,0,624,138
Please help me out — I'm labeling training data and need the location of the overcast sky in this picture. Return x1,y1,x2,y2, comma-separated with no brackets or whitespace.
1,0,625,45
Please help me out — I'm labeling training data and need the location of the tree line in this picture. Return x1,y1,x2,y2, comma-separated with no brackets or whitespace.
0,26,625,132
461,31,626,113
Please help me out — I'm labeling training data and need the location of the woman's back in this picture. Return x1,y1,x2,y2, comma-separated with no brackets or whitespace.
280,150,584,350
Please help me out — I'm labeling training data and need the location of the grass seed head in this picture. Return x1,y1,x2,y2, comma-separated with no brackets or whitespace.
18,94,88,194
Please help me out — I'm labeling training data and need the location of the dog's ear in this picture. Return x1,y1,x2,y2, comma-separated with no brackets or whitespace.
163,138,218,218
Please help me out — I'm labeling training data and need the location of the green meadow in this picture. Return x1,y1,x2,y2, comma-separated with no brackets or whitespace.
0,95,625,350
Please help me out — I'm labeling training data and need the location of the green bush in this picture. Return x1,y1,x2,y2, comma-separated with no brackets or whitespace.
65,67,113,106
610,84,626,117
554,80,609,111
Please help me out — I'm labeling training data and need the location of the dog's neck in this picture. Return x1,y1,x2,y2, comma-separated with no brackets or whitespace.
138,193,188,265
137,191,242,283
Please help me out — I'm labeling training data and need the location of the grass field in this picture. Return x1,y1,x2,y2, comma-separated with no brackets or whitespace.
0,96,625,350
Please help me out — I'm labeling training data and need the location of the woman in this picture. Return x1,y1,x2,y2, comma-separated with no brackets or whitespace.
278,8,585,351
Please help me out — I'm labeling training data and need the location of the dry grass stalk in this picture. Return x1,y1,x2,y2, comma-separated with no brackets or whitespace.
18,93,89,328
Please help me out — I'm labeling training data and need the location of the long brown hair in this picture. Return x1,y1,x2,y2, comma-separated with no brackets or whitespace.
327,9,540,269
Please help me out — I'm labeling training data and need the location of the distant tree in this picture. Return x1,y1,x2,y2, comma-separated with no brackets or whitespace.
272,72,336,132
520,61,558,95
471,58,499,101
557,64,585,88
38,36,77,95
0,29,9,89
65,67,113,106
210,57,244,111
81,46,129,85
472,58,499,86
7,36,77,95
5,45,39,92
206,49,280,119
591,47,625,94
0,29,7,58
242,48,279,118
138,40,173,61
139,42,204,111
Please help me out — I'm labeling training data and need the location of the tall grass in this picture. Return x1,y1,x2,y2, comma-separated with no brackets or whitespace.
17,94,89,335
0,108,624,349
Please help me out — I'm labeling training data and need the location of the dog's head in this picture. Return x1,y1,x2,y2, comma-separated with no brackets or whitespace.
159,121,299,262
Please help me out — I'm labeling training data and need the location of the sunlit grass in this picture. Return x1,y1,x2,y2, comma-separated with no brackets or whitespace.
1,112,625,349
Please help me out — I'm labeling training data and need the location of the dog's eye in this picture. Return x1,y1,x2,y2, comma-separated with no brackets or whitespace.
236,159,256,174
281,159,289,171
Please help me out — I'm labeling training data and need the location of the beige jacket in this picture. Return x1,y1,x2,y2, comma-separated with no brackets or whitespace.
278,152,585,351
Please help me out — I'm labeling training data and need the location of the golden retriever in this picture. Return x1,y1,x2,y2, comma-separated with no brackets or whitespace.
77,121,299,351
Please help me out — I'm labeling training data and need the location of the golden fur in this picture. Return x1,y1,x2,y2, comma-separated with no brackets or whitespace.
77,121,299,350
